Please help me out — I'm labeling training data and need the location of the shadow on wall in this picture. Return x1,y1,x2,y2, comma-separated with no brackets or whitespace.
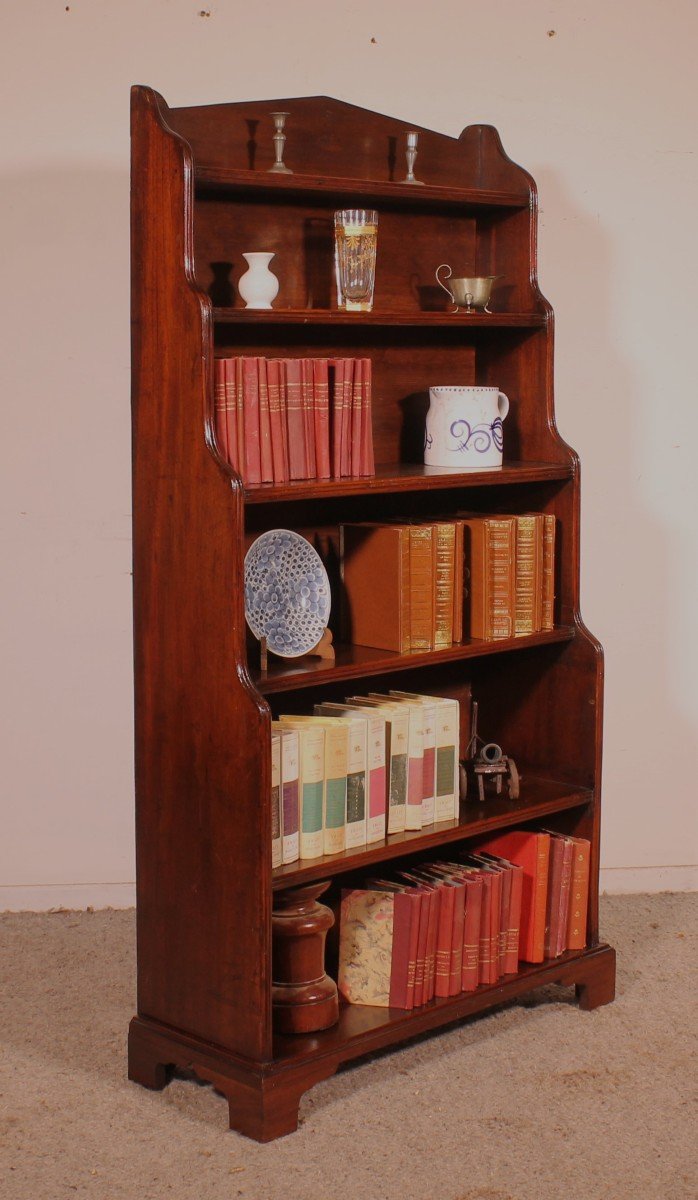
534,167,695,869
1,168,134,892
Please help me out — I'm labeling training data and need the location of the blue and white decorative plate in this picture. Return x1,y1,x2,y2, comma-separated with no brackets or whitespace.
244,529,331,658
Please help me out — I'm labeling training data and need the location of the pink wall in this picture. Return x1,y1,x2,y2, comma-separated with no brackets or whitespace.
2,1,696,907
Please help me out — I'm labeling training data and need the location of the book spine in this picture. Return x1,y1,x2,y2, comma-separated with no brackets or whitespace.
235,356,246,477
424,887,440,1001
544,836,565,958
488,870,502,984
487,518,516,638
323,723,347,855
434,884,454,999
405,707,424,832
214,359,229,463
278,359,290,480
388,892,413,1009
478,874,492,985
351,357,363,476
461,878,482,991
330,359,344,479
341,359,353,477
280,730,300,865
386,714,408,834
404,892,421,1009
223,358,239,472
420,704,436,826
453,520,464,642
283,358,307,480
242,357,262,485
566,838,590,950
556,839,574,957
448,881,466,996
434,701,458,823
497,867,512,977
505,865,523,973
257,357,274,483
433,522,455,648
267,360,287,484
345,720,367,849
313,358,331,480
412,889,430,1006
271,732,282,869
530,834,551,962
514,515,537,636
360,357,375,475
399,526,411,653
360,713,387,843
541,513,556,630
409,525,434,650
297,726,324,860
301,357,316,479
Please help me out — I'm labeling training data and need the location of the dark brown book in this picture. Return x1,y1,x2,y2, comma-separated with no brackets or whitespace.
513,514,544,636
541,513,556,630
408,525,434,651
340,524,411,652
543,834,565,958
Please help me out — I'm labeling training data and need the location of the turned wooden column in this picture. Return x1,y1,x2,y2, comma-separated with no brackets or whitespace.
271,882,339,1034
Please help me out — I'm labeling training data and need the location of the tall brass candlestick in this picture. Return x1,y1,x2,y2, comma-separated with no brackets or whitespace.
268,111,293,174
403,130,424,185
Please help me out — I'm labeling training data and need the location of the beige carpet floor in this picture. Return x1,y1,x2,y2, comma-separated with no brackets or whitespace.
1,894,696,1200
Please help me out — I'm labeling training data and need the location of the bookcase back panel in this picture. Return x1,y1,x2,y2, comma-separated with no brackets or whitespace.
195,198,477,313
169,97,532,194
213,327,563,465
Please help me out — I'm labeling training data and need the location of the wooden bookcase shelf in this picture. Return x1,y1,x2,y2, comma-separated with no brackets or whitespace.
213,307,547,327
243,461,573,504
128,86,615,1142
271,776,591,889
195,164,530,210
253,626,575,695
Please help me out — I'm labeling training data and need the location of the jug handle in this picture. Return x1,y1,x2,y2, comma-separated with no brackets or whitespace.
435,264,457,311
497,391,510,421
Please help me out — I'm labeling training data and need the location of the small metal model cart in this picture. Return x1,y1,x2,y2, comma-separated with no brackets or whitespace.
460,701,520,803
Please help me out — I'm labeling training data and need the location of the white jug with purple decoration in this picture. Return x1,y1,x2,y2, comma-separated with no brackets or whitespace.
424,385,510,469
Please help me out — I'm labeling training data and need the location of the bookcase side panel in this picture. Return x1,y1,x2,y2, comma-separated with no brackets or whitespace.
131,87,272,1062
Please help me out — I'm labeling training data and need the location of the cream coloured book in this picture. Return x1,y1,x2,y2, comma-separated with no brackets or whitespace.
315,702,386,844
313,708,367,849
345,698,408,835
279,716,347,855
278,718,324,859
271,731,282,869
390,691,460,821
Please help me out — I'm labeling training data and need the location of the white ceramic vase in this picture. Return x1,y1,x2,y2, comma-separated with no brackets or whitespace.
238,252,279,310
424,385,510,469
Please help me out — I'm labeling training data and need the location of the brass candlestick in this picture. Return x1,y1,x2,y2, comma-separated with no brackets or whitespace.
268,111,293,174
403,130,424,185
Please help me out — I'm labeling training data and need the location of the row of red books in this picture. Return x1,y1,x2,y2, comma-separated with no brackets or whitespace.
213,356,375,486
337,829,591,1010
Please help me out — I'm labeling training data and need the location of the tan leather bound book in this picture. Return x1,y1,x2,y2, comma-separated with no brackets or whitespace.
433,522,456,648
541,513,556,631
409,525,434,650
566,836,590,950
514,514,544,636
453,519,465,643
462,517,516,640
340,524,411,652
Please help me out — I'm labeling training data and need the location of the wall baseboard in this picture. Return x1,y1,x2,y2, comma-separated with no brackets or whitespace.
0,882,136,912
1,867,696,911
599,865,698,894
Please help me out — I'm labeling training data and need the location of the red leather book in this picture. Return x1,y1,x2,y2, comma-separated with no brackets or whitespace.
300,358,316,479
504,862,523,973
403,888,423,1009
214,358,229,462
389,890,416,1009
487,867,502,983
223,358,239,472
566,836,591,950
283,358,307,479
266,360,287,483
401,870,440,1004
475,831,551,963
476,855,513,976
400,878,430,1007
234,356,245,475
432,878,454,999
277,359,290,480
446,877,466,996
330,358,345,479
359,357,374,475
242,357,261,485
351,357,363,476
543,834,565,958
313,358,331,479
476,871,492,985
461,872,483,991
341,358,354,477
257,357,273,483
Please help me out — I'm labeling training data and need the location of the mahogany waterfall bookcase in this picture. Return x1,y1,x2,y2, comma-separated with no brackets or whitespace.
127,86,616,1142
